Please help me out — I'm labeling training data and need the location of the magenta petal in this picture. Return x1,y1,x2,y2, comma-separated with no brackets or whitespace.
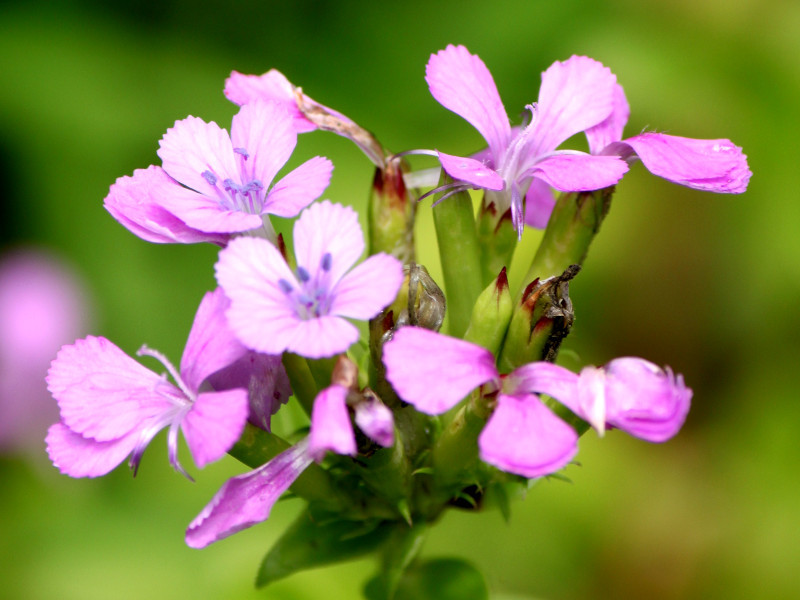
523,177,556,229
530,56,617,154
293,201,365,285
585,83,630,154
309,385,356,461
354,399,394,447
510,362,581,415
180,289,247,392
182,389,249,468
532,153,628,192
382,327,497,415
478,393,578,478
46,422,139,478
104,167,229,245
224,70,317,133
330,253,403,320
617,133,751,193
157,116,239,194
47,336,175,442
185,439,312,548
265,156,333,218
437,152,505,191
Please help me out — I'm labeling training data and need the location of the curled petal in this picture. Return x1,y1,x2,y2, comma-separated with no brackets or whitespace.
185,439,312,548
382,327,497,415
585,83,630,154
354,399,394,447
510,361,581,414
612,133,751,193
479,393,578,478
530,153,628,192
309,385,356,461
437,152,505,191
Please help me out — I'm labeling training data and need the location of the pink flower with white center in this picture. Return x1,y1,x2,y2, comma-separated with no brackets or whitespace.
514,358,692,442
382,327,579,478
45,289,252,479
105,100,332,244
424,45,629,236
525,83,752,227
216,200,404,359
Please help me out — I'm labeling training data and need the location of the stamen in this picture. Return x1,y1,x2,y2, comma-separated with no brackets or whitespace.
234,147,250,159
202,170,218,186
297,266,311,282
278,278,294,294
417,181,467,203
137,344,196,402
389,149,439,159
320,253,332,272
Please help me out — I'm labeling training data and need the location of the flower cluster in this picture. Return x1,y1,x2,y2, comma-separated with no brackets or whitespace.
45,43,749,592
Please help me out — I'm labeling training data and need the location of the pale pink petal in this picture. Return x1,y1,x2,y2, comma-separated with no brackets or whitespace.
309,385,356,461
180,289,247,392
224,70,317,133
264,156,333,218
437,152,505,191
586,83,630,154
45,422,139,478
153,184,263,234
230,101,296,191
330,253,403,320
157,116,239,194
182,389,249,468
185,439,312,548
104,167,230,245
529,56,617,155
286,316,360,359
382,327,497,415
523,177,556,229
510,362,581,416
614,133,751,193
531,153,628,192
478,393,578,478
293,201,364,285
426,45,511,163
47,336,175,442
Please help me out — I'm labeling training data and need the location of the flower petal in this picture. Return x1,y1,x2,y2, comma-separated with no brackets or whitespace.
182,388,249,469
510,361,581,415
47,336,176,442
230,100,296,191
382,327,497,415
309,385,356,461
614,133,751,193
585,83,630,154
157,115,239,194
426,45,511,162
286,316,360,359
531,153,628,192
185,439,312,548
478,393,578,478
180,289,247,392
330,253,403,320
437,152,505,191
354,398,394,447
264,156,333,218
104,166,229,245
523,177,556,229
45,422,139,478
529,56,617,154
293,201,364,286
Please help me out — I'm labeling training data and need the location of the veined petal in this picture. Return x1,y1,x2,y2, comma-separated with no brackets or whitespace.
309,385,356,461
180,289,247,393
586,83,630,154
46,422,139,478
230,101,297,190
437,152,505,191
185,439,312,548
157,116,239,194
531,153,628,192
153,191,264,234
264,156,333,218
478,393,578,478
510,361,581,415
47,336,176,442
286,316,360,359
530,56,617,155
330,253,403,320
426,45,511,162
382,327,497,415
182,389,249,469
293,201,365,285
104,166,229,245
616,133,751,193
523,177,556,229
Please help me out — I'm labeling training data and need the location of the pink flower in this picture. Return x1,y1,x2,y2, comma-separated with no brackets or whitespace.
216,200,404,359
46,289,253,478
425,45,629,236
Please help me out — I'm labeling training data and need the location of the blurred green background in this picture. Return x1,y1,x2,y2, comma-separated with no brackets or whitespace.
1,0,798,598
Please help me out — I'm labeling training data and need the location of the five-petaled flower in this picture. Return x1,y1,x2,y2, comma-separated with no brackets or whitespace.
215,200,404,359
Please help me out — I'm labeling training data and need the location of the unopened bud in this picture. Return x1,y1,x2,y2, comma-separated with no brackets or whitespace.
368,157,416,263
463,267,513,355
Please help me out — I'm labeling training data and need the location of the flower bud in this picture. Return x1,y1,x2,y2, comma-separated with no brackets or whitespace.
463,267,513,355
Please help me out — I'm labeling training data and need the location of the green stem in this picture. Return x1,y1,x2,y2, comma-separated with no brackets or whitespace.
282,352,319,415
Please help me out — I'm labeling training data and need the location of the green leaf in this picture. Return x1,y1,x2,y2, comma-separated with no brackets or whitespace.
365,558,488,600
255,511,395,588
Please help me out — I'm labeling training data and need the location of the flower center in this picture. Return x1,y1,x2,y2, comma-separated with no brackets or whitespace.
201,147,265,214
278,252,335,320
